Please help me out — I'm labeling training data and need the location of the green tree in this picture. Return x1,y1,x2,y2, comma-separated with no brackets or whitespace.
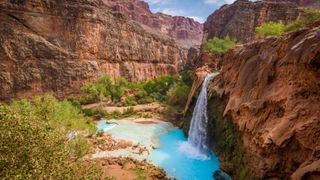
205,36,237,54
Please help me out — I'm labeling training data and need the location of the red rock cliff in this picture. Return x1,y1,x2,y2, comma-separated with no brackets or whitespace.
0,0,181,101
203,0,305,43
190,22,320,179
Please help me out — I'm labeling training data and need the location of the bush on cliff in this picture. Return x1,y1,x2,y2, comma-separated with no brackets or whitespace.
0,94,101,179
256,9,320,37
255,22,285,37
205,36,237,55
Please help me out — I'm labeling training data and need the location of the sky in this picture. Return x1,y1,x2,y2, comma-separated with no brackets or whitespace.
145,0,239,23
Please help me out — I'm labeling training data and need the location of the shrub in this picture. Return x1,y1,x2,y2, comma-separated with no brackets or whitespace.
305,8,320,22
205,36,237,54
124,96,138,106
166,84,191,107
284,20,305,32
66,96,81,109
79,94,97,105
255,22,285,37
82,108,105,119
144,76,178,102
180,70,193,87
0,95,101,179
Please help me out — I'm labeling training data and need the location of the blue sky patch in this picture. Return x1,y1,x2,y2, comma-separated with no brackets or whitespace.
145,0,238,23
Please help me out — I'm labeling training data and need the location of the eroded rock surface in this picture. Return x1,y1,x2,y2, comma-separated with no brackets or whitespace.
189,22,320,179
0,0,181,101
204,0,305,43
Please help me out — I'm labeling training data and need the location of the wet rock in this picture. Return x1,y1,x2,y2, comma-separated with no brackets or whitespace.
213,170,229,180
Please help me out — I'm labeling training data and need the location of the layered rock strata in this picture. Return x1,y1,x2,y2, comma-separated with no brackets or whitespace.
102,0,203,47
0,0,181,101
203,0,305,43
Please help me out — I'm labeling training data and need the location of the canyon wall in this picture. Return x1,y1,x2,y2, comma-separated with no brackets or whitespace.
203,0,305,43
0,0,181,101
185,22,320,179
102,0,203,48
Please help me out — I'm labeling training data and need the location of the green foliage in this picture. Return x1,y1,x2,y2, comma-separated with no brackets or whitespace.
69,136,92,160
256,9,320,36
180,70,193,87
124,96,138,106
166,84,190,107
284,20,305,32
80,76,130,104
0,94,101,179
305,8,320,22
104,107,137,119
144,76,178,102
205,36,237,54
255,22,285,37
80,73,191,106
66,96,81,109
79,94,97,105
82,108,106,119
134,90,154,104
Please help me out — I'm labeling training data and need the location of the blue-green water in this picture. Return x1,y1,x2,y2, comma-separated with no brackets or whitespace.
95,119,222,180
149,129,220,180
97,120,117,132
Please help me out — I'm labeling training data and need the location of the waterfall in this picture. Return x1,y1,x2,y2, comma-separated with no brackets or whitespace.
179,72,219,160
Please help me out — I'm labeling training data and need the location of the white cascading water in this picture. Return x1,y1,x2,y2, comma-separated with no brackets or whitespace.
179,72,219,160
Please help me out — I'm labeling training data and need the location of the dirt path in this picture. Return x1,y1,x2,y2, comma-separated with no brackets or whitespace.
83,102,164,114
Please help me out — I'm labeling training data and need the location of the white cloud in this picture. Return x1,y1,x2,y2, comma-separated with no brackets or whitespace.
160,8,185,16
145,0,171,5
204,0,258,5
188,16,206,23
204,0,235,5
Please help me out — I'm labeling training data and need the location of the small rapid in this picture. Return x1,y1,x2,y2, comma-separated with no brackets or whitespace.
179,73,219,160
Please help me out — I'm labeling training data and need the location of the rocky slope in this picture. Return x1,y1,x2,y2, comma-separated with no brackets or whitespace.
102,0,203,48
280,0,320,7
185,22,320,179
203,0,305,43
0,0,181,101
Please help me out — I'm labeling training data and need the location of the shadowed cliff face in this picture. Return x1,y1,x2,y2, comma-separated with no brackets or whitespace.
203,0,305,43
188,22,320,179
0,0,181,101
